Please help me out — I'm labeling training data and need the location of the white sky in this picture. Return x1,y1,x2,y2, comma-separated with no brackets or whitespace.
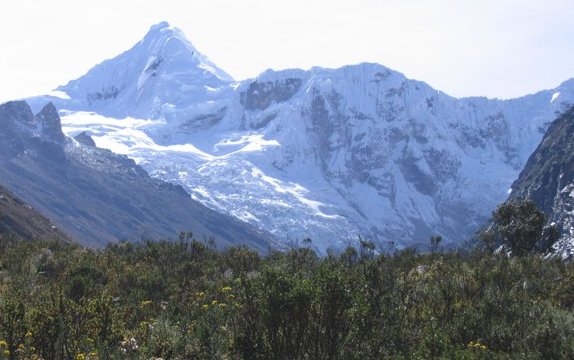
1,0,573,103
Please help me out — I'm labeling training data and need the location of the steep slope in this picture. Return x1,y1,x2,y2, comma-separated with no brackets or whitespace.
27,22,574,252
509,106,574,258
0,101,278,251
0,184,73,243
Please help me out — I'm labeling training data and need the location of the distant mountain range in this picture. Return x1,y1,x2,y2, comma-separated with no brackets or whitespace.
12,21,573,252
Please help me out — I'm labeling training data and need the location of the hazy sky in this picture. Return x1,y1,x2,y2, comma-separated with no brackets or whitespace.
1,0,573,103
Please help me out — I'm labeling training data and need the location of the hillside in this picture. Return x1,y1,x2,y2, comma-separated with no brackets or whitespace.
0,184,72,243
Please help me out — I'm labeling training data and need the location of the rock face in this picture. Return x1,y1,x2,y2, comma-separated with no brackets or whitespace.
73,131,96,147
509,106,574,257
26,22,574,253
33,102,67,143
0,101,278,251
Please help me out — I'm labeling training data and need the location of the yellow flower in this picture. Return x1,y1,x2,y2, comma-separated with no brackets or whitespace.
218,303,227,308
141,300,152,306
202,304,209,310
196,291,205,298
221,286,232,292
468,341,487,350
18,344,25,350
0,341,7,348
3,350,9,357
76,353,86,360
212,300,218,305
227,294,235,300
89,351,98,357
25,331,33,338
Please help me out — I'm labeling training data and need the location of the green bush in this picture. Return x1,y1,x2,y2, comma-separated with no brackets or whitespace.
0,237,572,359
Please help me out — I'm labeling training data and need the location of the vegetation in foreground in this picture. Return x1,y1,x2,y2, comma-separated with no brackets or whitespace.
0,234,573,360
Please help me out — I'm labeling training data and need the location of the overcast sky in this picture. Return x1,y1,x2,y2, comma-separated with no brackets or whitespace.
1,0,573,103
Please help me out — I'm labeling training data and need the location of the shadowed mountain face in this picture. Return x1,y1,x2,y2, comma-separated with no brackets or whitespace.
0,101,278,251
0,184,72,243
510,106,574,257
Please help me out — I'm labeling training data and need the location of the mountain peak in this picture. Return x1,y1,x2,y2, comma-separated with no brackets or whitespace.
0,101,34,124
34,102,66,143
140,21,190,52
56,22,233,118
139,21,172,42
150,21,171,31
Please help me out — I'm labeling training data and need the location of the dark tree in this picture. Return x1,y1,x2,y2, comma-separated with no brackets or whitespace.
480,199,546,256
429,235,442,253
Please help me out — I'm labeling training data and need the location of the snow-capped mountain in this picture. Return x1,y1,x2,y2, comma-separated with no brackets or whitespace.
56,21,232,119
27,22,574,252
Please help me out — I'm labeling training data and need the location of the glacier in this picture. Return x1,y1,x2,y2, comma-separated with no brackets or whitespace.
26,22,574,253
